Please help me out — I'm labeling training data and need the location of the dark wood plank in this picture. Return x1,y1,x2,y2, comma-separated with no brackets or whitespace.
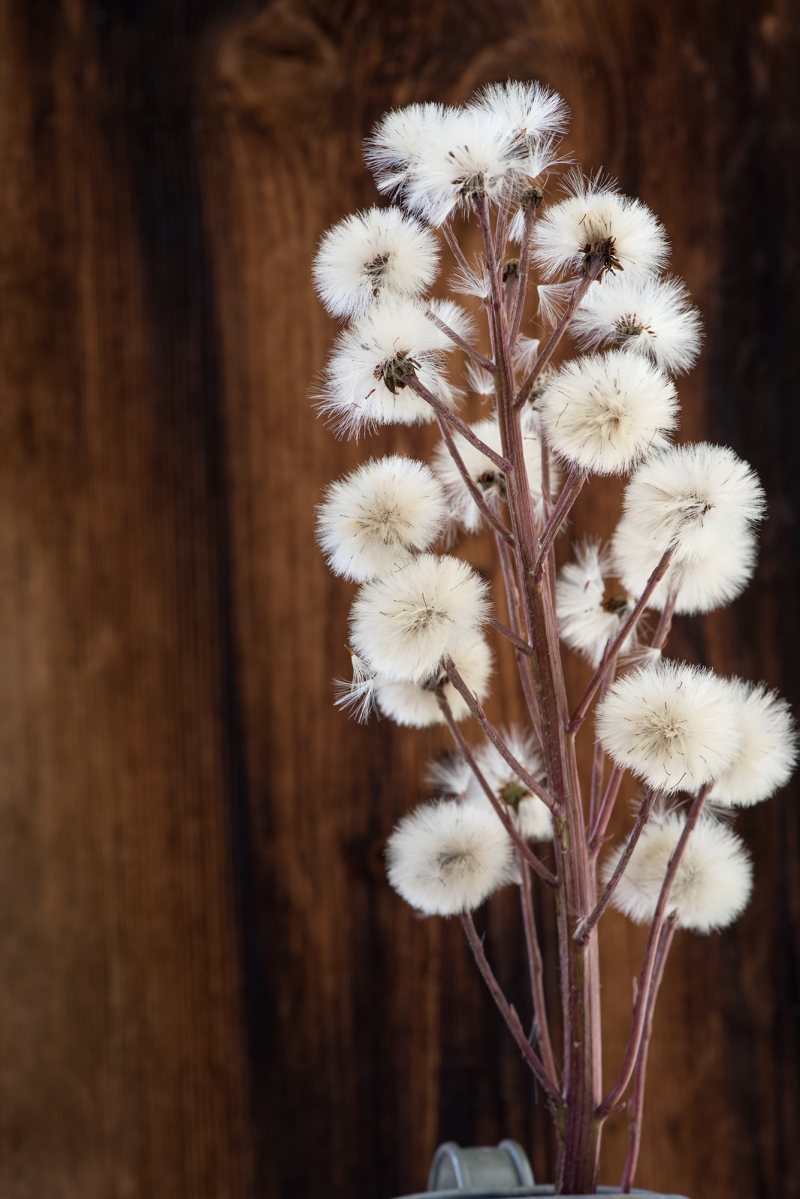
0,1,797,1197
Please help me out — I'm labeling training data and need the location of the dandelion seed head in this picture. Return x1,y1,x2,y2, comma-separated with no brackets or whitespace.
709,681,798,807
573,274,702,374
349,553,489,683
616,443,766,560
605,812,753,932
317,456,446,582
313,206,440,320
465,728,553,841
374,636,493,727
386,800,516,916
534,174,669,281
539,349,678,475
557,540,636,666
596,660,742,793
319,297,458,437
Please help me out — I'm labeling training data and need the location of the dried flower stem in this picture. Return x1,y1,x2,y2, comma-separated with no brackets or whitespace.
568,545,677,733
576,789,661,945
441,219,475,278
425,308,496,371
509,204,539,344
477,194,602,1193
598,786,710,1117
620,914,678,1193
519,850,561,1090
443,657,555,811
514,264,603,409
488,614,533,655
433,410,515,544
461,911,561,1103
495,533,543,742
532,464,587,580
588,764,625,854
436,691,557,887
403,373,510,471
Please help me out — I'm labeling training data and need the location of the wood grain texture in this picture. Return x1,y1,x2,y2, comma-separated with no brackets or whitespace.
0,1,797,1197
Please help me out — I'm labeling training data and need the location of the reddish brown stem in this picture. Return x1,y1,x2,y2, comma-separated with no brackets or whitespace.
403,373,510,471
488,614,533,655
433,410,514,544
461,911,561,1103
569,545,677,734
576,789,661,945
443,658,555,812
532,465,587,581
514,265,603,409
620,915,678,1192
436,691,557,888
588,764,625,855
509,204,539,345
519,851,561,1090
477,193,603,1194
599,787,710,1117
425,308,496,372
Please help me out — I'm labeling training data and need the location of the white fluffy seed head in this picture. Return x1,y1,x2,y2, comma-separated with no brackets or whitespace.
572,274,703,375
556,540,636,666
386,800,516,916
349,553,489,683
616,443,767,561
708,681,798,807
312,206,440,320
364,102,454,197
604,812,753,933
596,660,742,793
317,456,446,582
471,79,569,143
403,107,519,225
426,752,474,797
612,520,758,615
465,728,553,841
538,349,679,475
534,175,669,280
374,636,493,728
319,297,458,437
433,415,554,533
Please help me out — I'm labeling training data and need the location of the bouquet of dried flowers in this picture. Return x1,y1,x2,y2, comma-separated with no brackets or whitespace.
311,81,797,1195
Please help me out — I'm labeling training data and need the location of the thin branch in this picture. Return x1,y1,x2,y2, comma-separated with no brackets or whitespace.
433,411,514,544
588,764,625,855
509,204,539,346
620,915,678,1193
576,789,661,945
425,309,496,372
488,614,533,655
519,851,561,1089
532,465,587,581
443,656,557,812
568,545,677,734
461,911,561,1103
402,373,510,472
436,692,557,888
588,669,616,829
440,219,474,277
651,590,678,651
514,263,603,409
495,533,543,741
598,787,710,1117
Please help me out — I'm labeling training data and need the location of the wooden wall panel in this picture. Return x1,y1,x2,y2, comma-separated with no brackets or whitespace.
0,2,797,1197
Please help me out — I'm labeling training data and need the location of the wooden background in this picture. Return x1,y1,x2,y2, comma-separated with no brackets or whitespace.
0,1,798,1196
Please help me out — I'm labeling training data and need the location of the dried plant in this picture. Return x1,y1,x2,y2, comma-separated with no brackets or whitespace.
311,81,797,1195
